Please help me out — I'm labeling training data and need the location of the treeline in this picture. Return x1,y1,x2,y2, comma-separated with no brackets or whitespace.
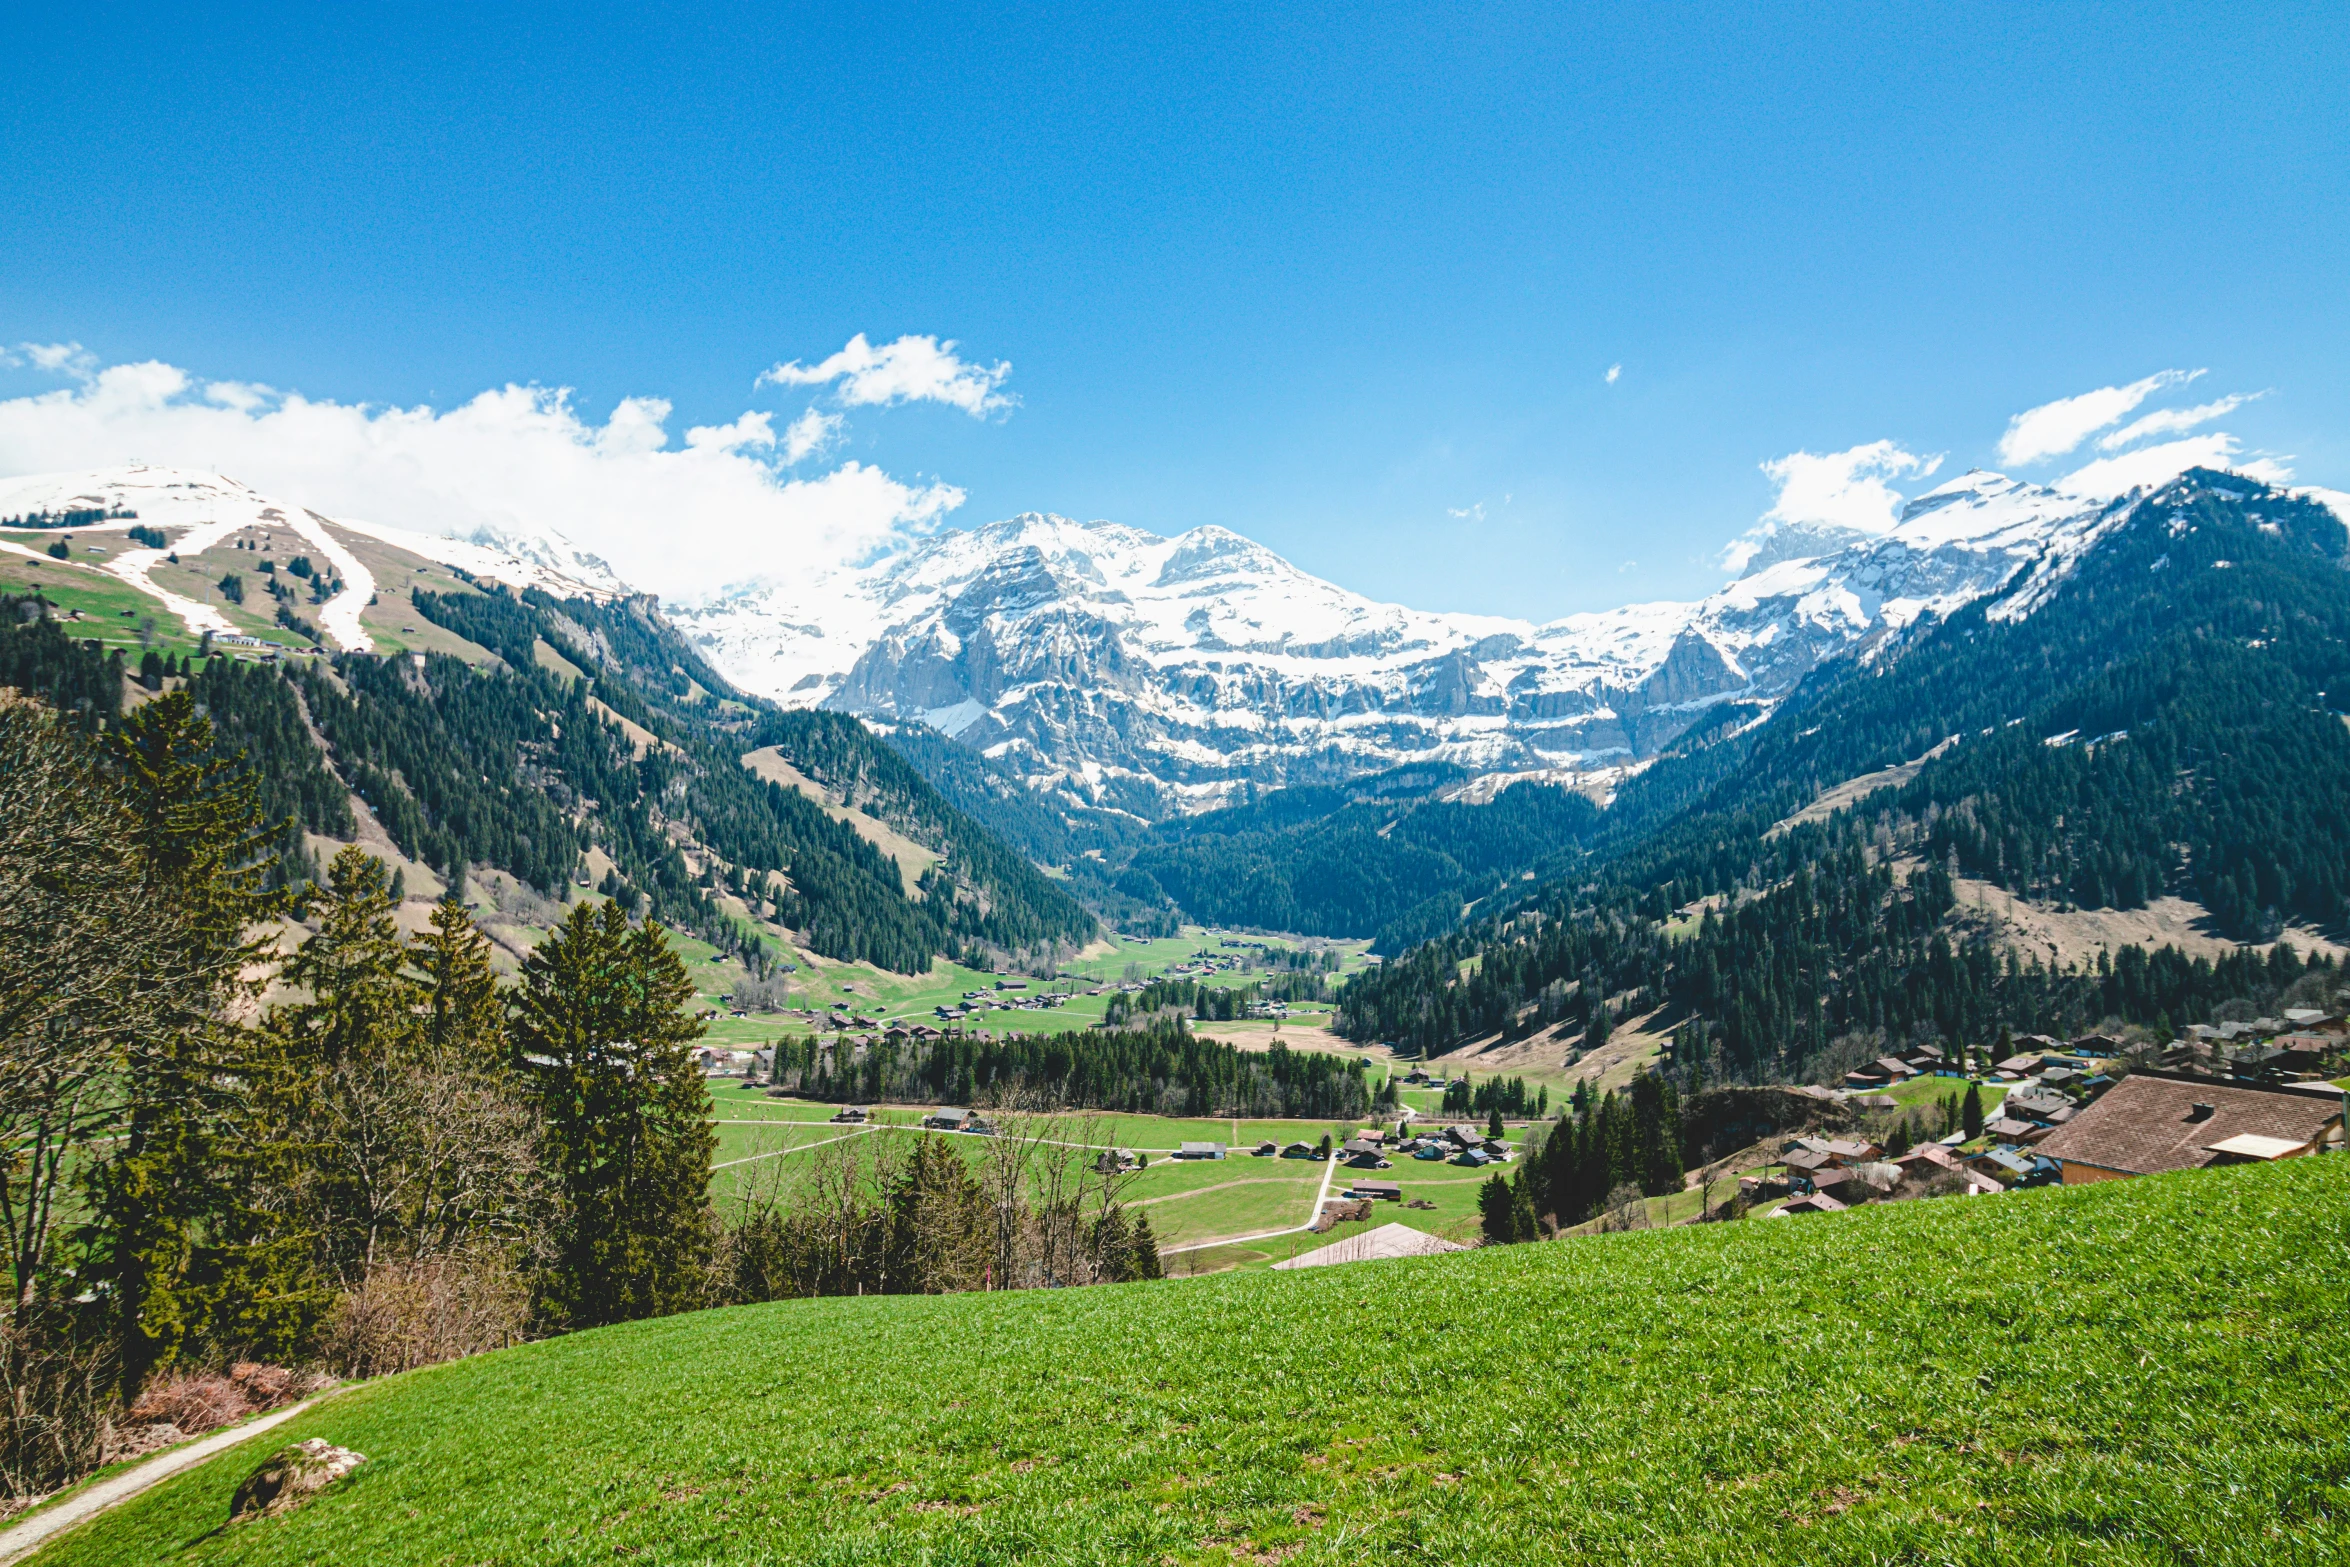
1100,973,1326,1023
0,595,123,727
1341,829,2335,1085
1441,1075,1548,1118
0,505,134,528
722,1131,1164,1303
767,1025,1379,1120
1480,1076,1686,1243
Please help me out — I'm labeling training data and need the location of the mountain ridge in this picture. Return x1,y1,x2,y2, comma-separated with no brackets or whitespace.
670,470,2153,817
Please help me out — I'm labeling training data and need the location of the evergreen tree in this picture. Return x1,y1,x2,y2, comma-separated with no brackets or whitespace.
85,693,299,1394
1486,1106,1505,1140
1962,1081,1985,1141
1478,1172,1517,1244
409,895,504,1065
1128,1212,1164,1280
276,847,421,1068
1630,1074,1685,1196
513,901,715,1327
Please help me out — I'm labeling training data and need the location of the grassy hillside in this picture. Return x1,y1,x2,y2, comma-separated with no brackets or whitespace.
44,1157,2349,1565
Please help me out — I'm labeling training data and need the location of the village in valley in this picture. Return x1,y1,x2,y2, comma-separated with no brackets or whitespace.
679,926,2350,1270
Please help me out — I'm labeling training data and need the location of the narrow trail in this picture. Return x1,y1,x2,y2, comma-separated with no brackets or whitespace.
0,1393,335,1566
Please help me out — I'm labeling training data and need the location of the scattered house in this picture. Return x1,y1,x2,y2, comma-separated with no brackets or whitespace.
1279,1141,1316,1160
1892,1143,1963,1177
963,1116,998,1137
1345,1180,1403,1202
1992,1053,2043,1076
2003,1089,2073,1124
1983,1114,2040,1143
1853,1093,1901,1110
1806,1167,1858,1200
829,1106,870,1124
2033,1072,2346,1183
1969,1146,2060,1186
1271,1222,1468,1269
1411,1144,1449,1161
922,1108,973,1131
1771,1193,1849,1217
1175,1141,1227,1161
1443,1123,1484,1148
1094,1147,1142,1174
1450,1146,1497,1168
1782,1148,1838,1181
1251,1140,1278,1157
2237,1034,2333,1076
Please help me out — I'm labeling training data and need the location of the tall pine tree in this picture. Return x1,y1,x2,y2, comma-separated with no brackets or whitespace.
86,693,303,1392
513,901,715,1327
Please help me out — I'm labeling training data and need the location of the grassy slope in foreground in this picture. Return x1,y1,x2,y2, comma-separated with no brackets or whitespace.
50,1160,2349,1566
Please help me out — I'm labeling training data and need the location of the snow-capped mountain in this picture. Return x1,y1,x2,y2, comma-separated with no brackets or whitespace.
0,464,626,614
672,469,2128,815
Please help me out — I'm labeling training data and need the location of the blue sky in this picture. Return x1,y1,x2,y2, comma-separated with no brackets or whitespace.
2,2,2344,614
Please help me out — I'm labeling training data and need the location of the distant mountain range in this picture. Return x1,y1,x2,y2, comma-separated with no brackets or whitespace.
669,470,2315,818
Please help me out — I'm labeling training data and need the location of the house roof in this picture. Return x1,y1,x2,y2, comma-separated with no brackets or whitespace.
2034,1072,2344,1176
1271,1222,1468,1269
1772,1193,1848,1216
2203,1133,2310,1161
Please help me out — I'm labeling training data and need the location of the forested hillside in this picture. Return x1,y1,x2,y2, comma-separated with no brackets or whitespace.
877,739,1605,942
0,574,1096,973
1336,472,2350,1079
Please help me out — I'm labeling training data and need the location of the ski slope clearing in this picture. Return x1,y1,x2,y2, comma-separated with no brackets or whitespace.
41,1157,2346,1566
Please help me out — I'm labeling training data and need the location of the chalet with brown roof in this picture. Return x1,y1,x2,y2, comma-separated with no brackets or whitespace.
1772,1192,1848,1216
2034,1072,2345,1183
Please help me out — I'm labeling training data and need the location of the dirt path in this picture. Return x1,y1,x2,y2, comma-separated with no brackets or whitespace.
0,1393,334,1565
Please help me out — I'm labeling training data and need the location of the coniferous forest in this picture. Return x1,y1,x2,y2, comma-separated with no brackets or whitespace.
1335,474,2350,1078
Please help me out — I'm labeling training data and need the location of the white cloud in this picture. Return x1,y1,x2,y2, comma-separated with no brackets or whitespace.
0,356,967,598
2056,433,2240,498
1447,501,1486,522
2095,392,2258,451
1604,363,1621,385
8,341,97,376
758,332,1014,417
1759,439,1943,534
1996,370,2201,466
779,407,844,464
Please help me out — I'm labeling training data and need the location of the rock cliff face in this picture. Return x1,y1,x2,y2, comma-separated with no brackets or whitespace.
671,471,2124,816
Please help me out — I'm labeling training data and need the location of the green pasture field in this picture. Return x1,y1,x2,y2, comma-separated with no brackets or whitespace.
0,551,210,659
1860,1073,2011,1113
52,1157,2348,1566
683,927,1375,1055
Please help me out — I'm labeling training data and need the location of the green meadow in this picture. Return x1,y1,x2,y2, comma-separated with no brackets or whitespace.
40,1156,2349,1565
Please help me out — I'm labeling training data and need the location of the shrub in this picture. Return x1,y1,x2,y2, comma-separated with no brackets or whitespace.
323,1255,533,1381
